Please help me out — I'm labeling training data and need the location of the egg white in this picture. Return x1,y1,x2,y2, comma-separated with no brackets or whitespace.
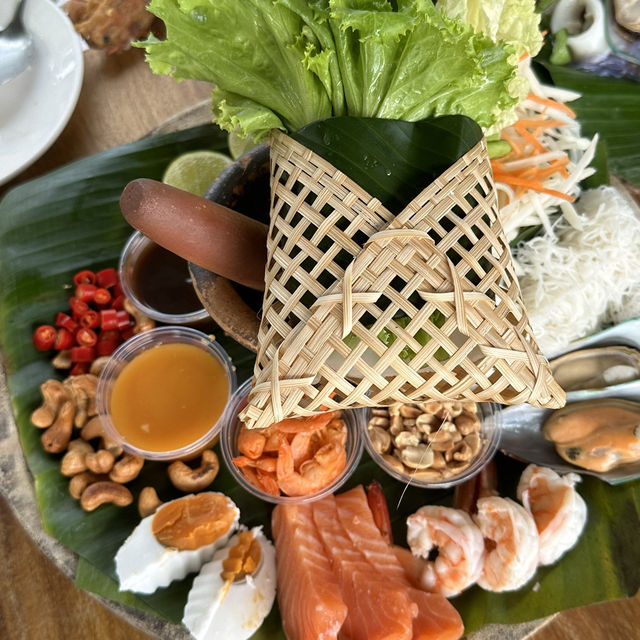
182,527,277,640
115,493,240,594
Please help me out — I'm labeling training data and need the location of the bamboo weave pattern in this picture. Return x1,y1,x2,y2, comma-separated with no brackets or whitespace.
240,130,565,429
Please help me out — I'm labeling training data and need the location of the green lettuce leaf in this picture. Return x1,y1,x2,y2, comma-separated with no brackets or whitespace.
436,0,543,59
140,0,333,140
140,0,518,140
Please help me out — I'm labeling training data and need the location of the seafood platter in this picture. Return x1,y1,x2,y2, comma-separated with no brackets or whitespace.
1,1,640,639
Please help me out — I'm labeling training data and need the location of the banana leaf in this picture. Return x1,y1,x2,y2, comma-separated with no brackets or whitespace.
1,122,640,638
536,61,640,187
291,115,483,212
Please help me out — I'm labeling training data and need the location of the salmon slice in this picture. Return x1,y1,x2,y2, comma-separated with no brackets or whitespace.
312,495,416,640
336,487,464,640
272,503,348,640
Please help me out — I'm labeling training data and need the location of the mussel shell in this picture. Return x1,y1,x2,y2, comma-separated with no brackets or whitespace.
550,346,640,392
542,398,640,472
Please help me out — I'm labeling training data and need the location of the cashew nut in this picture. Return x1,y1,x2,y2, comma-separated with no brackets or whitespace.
69,471,102,500
64,374,98,428
52,349,72,370
138,487,162,518
31,380,70,428
61,448,89,476
41,400,75,453
368,416,390,428
168,449,219,492
109,454,144,484
80,481,133,511
124,298,156,334
81,416,123,457
89,356,111,377
85,449,115,474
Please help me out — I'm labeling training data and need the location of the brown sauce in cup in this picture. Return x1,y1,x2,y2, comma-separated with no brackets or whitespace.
132,242,203,316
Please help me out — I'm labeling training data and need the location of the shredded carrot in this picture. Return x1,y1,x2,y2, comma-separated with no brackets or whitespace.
492,172,576,201
526,94,577,119
511,119,568,131
519,51,530,62
500,130,522,155
513,122,547,153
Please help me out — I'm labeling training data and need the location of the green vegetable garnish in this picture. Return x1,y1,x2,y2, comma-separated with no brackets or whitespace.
139,0,519,142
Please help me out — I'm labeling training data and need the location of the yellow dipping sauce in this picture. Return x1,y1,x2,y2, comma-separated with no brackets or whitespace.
109,343,229,452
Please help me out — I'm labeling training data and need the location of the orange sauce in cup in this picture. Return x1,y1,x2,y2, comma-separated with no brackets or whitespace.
109,343,229,452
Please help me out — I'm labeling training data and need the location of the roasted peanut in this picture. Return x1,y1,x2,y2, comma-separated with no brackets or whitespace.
366,400,485,481
456,412,481,435
399,405,421,419
398,445,434,469
368,426,392,454
394,430,421,449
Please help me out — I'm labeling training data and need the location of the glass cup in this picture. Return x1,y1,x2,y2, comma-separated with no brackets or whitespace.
220,379,364,504
96,326,236,461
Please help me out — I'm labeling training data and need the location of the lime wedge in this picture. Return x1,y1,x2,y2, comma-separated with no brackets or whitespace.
162,150,233,197
228,131,257,160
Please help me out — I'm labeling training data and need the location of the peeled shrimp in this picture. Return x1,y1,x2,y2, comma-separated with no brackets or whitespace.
517,464,587,566
276,438,346,496
406,506,485,597
474,496,539,592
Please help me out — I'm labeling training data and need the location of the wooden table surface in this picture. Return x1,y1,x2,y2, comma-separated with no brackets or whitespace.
1,41,639,640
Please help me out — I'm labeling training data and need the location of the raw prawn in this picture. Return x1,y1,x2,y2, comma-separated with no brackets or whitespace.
406,506,485,597
276,438,346,497
474,496,539,592
517,464,587,566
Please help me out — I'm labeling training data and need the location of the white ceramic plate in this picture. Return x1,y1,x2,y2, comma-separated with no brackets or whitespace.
0,0,84,185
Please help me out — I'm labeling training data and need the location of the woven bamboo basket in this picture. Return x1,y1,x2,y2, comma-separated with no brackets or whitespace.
240,130,565,430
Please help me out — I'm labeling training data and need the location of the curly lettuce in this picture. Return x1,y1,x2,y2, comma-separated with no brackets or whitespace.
140,0,522,141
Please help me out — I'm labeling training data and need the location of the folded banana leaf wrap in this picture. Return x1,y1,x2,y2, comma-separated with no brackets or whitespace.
240,129,565,429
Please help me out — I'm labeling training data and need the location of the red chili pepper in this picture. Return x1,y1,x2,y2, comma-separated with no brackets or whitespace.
95,268,118,289
93,288,112,306
53,327,75,351
69,297,90,318
33,325,57,351
70,346,95,363
100,308,118,331
96,339,119,357
76,327,98,348
75,283,97,303
69,362,90,376
120,327,134,341
73,270,96,286
113,281,124,298
110,294,125,310
55,312,78,334
99,329,121,343
79,310,100,329
115,309,132,330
